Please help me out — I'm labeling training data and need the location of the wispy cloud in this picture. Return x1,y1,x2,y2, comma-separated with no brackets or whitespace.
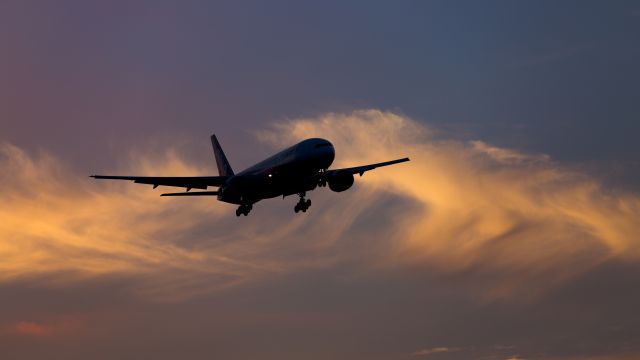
470,141,550,165
411,346,461,357
1,314,86,337
2,110,639,303
259,110,640,300
512,44,591,68
505,356,525,360
0,143,271,300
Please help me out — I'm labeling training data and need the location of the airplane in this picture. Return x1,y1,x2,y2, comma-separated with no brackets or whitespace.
91,135,409,216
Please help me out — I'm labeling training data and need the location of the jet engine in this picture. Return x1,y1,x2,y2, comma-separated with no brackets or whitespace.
327,170,354,192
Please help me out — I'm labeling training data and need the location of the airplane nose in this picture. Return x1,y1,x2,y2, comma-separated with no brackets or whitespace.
298,139,335,169
321,144,335,168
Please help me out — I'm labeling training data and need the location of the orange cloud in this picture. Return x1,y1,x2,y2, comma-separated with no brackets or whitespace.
543,353,640,360
9,315,85,337
0,143,256,300
411,346,461,356
259,110,640,300
1,110,639,302
15,321,50,336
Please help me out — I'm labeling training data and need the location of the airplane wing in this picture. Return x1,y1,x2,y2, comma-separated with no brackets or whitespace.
160,191,220,197
90,175,227,190
327,157,410,176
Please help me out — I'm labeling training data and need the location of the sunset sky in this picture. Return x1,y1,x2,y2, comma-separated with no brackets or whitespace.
1,1,640,359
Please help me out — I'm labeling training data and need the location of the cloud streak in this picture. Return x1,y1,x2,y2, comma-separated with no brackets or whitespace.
0,143,261,300
1,110,639,304
259,110,640,300
411,346,461,357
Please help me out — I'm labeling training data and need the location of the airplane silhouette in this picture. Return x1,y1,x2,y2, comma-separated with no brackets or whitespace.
91,135,409,216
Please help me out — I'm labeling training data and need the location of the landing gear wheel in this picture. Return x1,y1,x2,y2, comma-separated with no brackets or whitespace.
236,204,253,217
294,195,311,213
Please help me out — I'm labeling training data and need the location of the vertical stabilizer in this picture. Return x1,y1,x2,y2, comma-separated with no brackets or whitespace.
210,134,234,177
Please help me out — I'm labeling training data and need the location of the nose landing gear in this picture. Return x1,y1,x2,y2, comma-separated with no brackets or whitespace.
294,193,311,213
236,204,252,217
317,169,327,187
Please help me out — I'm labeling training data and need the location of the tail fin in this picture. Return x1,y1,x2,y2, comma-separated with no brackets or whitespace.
210,134,234,177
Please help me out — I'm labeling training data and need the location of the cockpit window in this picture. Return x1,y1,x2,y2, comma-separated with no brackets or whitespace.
314,143,332,148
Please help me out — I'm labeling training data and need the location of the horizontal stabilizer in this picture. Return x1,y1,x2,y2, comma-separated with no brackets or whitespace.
160,191,220,197
90,175,227,189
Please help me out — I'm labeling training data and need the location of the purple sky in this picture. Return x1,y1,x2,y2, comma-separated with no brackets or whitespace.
1,1,640,359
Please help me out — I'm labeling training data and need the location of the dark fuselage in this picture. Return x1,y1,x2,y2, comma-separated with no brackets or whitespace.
218,138,335,205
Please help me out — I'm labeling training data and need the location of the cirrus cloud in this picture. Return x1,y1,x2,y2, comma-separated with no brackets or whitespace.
1,109,639,304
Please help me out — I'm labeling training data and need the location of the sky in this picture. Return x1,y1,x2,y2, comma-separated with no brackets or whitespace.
1,1,640,359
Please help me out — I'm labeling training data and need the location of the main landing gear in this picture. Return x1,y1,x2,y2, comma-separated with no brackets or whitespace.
294,193,311,213
236,204,252,217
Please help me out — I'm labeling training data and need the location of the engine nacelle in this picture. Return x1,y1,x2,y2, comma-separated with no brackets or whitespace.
327,170,354,192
